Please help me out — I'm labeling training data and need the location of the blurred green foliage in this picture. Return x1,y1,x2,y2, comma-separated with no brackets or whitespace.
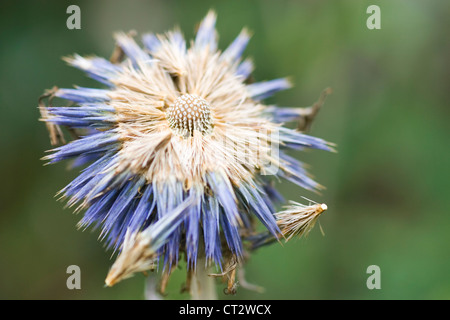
0,0,449,300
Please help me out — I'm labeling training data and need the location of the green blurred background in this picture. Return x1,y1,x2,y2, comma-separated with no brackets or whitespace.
1,0,449,300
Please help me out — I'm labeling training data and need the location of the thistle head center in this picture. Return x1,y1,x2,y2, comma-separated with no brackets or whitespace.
167,94,212,137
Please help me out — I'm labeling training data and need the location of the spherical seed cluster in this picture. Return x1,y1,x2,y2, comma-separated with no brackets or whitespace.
167,94,212,137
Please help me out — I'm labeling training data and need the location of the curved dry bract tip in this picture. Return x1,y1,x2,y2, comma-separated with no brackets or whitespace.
105,229,157,287
105,195,195,286
275,201,328,241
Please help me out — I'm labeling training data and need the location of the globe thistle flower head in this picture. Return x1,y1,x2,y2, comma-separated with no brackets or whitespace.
40,10,335,294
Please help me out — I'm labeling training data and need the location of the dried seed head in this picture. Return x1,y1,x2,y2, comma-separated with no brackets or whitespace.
276,201,328,241
42,10,335,293
167,94,212,137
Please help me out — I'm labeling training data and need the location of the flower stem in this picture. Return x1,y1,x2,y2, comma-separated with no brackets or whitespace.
145,271,163,300
190,259,217,300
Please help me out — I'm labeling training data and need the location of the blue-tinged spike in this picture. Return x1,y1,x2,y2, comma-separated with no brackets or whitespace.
101,176,147,238
170,30,186,53
185,191,202,269
70,152,104,168
66,167,115,208
163,182,184,271
202,196,222,267
140,193,197,256
78,188,119,230
237,184,275,225
279,127,335,152
47,116,115,129
60,152,114,197
142,33,161,53
48,105,115,117
45,131,119,163
262,181,285,204
51,115,113,123
55,87,111,103
260,192,276,214
115,33,151,67
265,106,304,123
66,155,118,206
247,78,292,100
278,152,320,191
220,208,243,258
195,11,217,51
127,184,156,234
153,180,184,271
96,169,135,196
236,59,253,79
233,192,253,230
222,29,251,62
153,179,178,219
245,231,277,251
67,55,122,85
78,103,116,111
107,196,140,250
206,172,241,227
279,168,319,191
238,183,280,237
213,235,223,270
48,108,95,118
77,166,129,207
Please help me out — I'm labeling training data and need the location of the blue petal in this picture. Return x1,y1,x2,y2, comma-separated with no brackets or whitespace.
44,131,119,163
140,193,198,256
202,196,222,267
185,191,202,269
245,231,276,251
279,127,335,152
195,11,217,51
222,29,251,62
278,152,320,191
48,105,115,117
236,59,253,79
266,106,303,123
101,176,147,242
46,116,115,129
61,152,116,200
79,188,119,230
55,87,111,103
170,30,186,53
262,181,285,204
70,152,104,168
127,184,156,234
247,78,292,100
67,55,122,85
153,181,184,270
238,183,280,237
219,207,243,258
142,33,161,53
108,197,140,249
206,172,241,227
115,33,152,67
65,159,120,208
